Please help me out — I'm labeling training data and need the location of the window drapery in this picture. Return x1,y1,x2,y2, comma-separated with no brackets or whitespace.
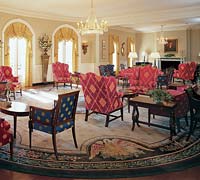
54,27,78,72
109,34,119,74
4,22,33,87
127,37,135,67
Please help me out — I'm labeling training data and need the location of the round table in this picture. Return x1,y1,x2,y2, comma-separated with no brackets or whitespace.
0,101,29,138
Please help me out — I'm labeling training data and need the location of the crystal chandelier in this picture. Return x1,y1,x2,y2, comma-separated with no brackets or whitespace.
157,25,168,44
77,0,108,35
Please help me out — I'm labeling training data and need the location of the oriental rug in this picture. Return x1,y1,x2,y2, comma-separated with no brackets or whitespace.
0,86,199,178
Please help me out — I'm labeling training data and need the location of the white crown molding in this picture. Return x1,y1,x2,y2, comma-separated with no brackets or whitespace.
0,7,79,22
0,4,199,33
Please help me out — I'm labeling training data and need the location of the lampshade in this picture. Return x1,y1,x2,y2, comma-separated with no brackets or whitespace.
128,52,138,58
198,52,200,57
150,52,161,59
77,0,108,35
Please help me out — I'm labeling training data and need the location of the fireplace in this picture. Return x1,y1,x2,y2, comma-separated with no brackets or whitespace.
159,58,184,72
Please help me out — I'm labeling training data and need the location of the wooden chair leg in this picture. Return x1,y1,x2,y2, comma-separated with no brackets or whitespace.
187,119,194,141
72,127,78,148
85,109,89,121
20,88,22,96
105,115,109,127
52,133,58,160
13,91,16,100
10,134,13,159
148,111,151,127
121,108,123,121
28,121,32,148
185,115,188,126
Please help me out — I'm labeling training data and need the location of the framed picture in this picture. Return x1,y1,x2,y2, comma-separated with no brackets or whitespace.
164,39,178,52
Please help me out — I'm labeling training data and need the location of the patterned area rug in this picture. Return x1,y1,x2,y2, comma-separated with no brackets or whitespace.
0,86,200,178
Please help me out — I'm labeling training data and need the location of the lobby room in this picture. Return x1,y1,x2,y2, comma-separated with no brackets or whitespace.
0,0,200,179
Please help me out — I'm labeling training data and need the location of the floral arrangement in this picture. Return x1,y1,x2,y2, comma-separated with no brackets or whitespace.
39,34,52,55
148,88,173,103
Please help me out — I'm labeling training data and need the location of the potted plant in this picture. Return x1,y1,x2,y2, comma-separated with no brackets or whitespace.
147,88,173,104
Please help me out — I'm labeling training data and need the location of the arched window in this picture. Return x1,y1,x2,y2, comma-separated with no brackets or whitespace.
4,22,33,87
109,35,119,74
58,40,73,72
54,27,78,72
9,37,26,83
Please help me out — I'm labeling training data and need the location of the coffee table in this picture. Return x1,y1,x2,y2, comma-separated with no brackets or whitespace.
0,101,29,138
129,95,177,140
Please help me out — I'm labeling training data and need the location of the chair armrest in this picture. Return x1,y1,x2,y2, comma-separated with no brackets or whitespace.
7,76,19,82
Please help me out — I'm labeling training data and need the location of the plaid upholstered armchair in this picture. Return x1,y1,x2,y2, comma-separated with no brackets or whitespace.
0,118,13,159
52,62,72,89
173,62,197,83
29,91,80,159
80,72,123,127
0,66,22,100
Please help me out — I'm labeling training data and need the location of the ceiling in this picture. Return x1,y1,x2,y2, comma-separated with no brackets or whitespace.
0,0,200,33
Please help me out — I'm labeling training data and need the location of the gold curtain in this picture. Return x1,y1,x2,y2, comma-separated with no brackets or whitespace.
108,34,119,74
54,27,78,72
127,37,134,67
4,22,33,87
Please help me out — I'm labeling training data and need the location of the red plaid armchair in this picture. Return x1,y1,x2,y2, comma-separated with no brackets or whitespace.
173,62,197,83
0,66,22,100
52,62,72,89
0,118,13,158
80,72,123,127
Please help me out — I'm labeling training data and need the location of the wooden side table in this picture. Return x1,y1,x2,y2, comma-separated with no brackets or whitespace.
129,95,177,140
71,72,81,88
0,102,29,138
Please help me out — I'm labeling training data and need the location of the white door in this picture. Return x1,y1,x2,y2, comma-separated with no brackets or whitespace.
9,37,26,85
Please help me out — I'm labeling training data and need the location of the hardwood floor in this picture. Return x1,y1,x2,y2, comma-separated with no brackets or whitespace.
0,166,200,180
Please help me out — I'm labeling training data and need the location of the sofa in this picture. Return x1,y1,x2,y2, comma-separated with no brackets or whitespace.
118,65,163,94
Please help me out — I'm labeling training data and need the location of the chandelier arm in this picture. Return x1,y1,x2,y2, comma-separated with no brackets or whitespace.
77,0,108,35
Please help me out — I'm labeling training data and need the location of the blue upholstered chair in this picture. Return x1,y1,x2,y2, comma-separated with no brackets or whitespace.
29,90,80,159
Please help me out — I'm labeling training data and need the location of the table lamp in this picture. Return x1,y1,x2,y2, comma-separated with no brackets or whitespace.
128,51,138,67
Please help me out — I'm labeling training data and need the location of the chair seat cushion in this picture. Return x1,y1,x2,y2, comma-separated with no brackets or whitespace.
33,121,74,134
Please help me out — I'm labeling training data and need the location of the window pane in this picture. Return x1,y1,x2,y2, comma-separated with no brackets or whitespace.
58,41,64,63
65,41,73,72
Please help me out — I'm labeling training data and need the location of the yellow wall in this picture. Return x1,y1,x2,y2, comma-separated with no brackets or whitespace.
136,29,200,64
0,11,199,84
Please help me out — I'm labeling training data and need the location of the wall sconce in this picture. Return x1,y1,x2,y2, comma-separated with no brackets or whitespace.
82,42,88,55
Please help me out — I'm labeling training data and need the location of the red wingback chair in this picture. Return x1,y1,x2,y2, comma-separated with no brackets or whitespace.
52,62,72,89
188,61,197,81
0,66,22,100
173,62,197,83
129,65,163,94
80,72,123,127
0,118,13,158
149,89,189,132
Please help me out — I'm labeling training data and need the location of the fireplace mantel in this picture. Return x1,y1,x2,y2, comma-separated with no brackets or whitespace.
156,57,185,70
